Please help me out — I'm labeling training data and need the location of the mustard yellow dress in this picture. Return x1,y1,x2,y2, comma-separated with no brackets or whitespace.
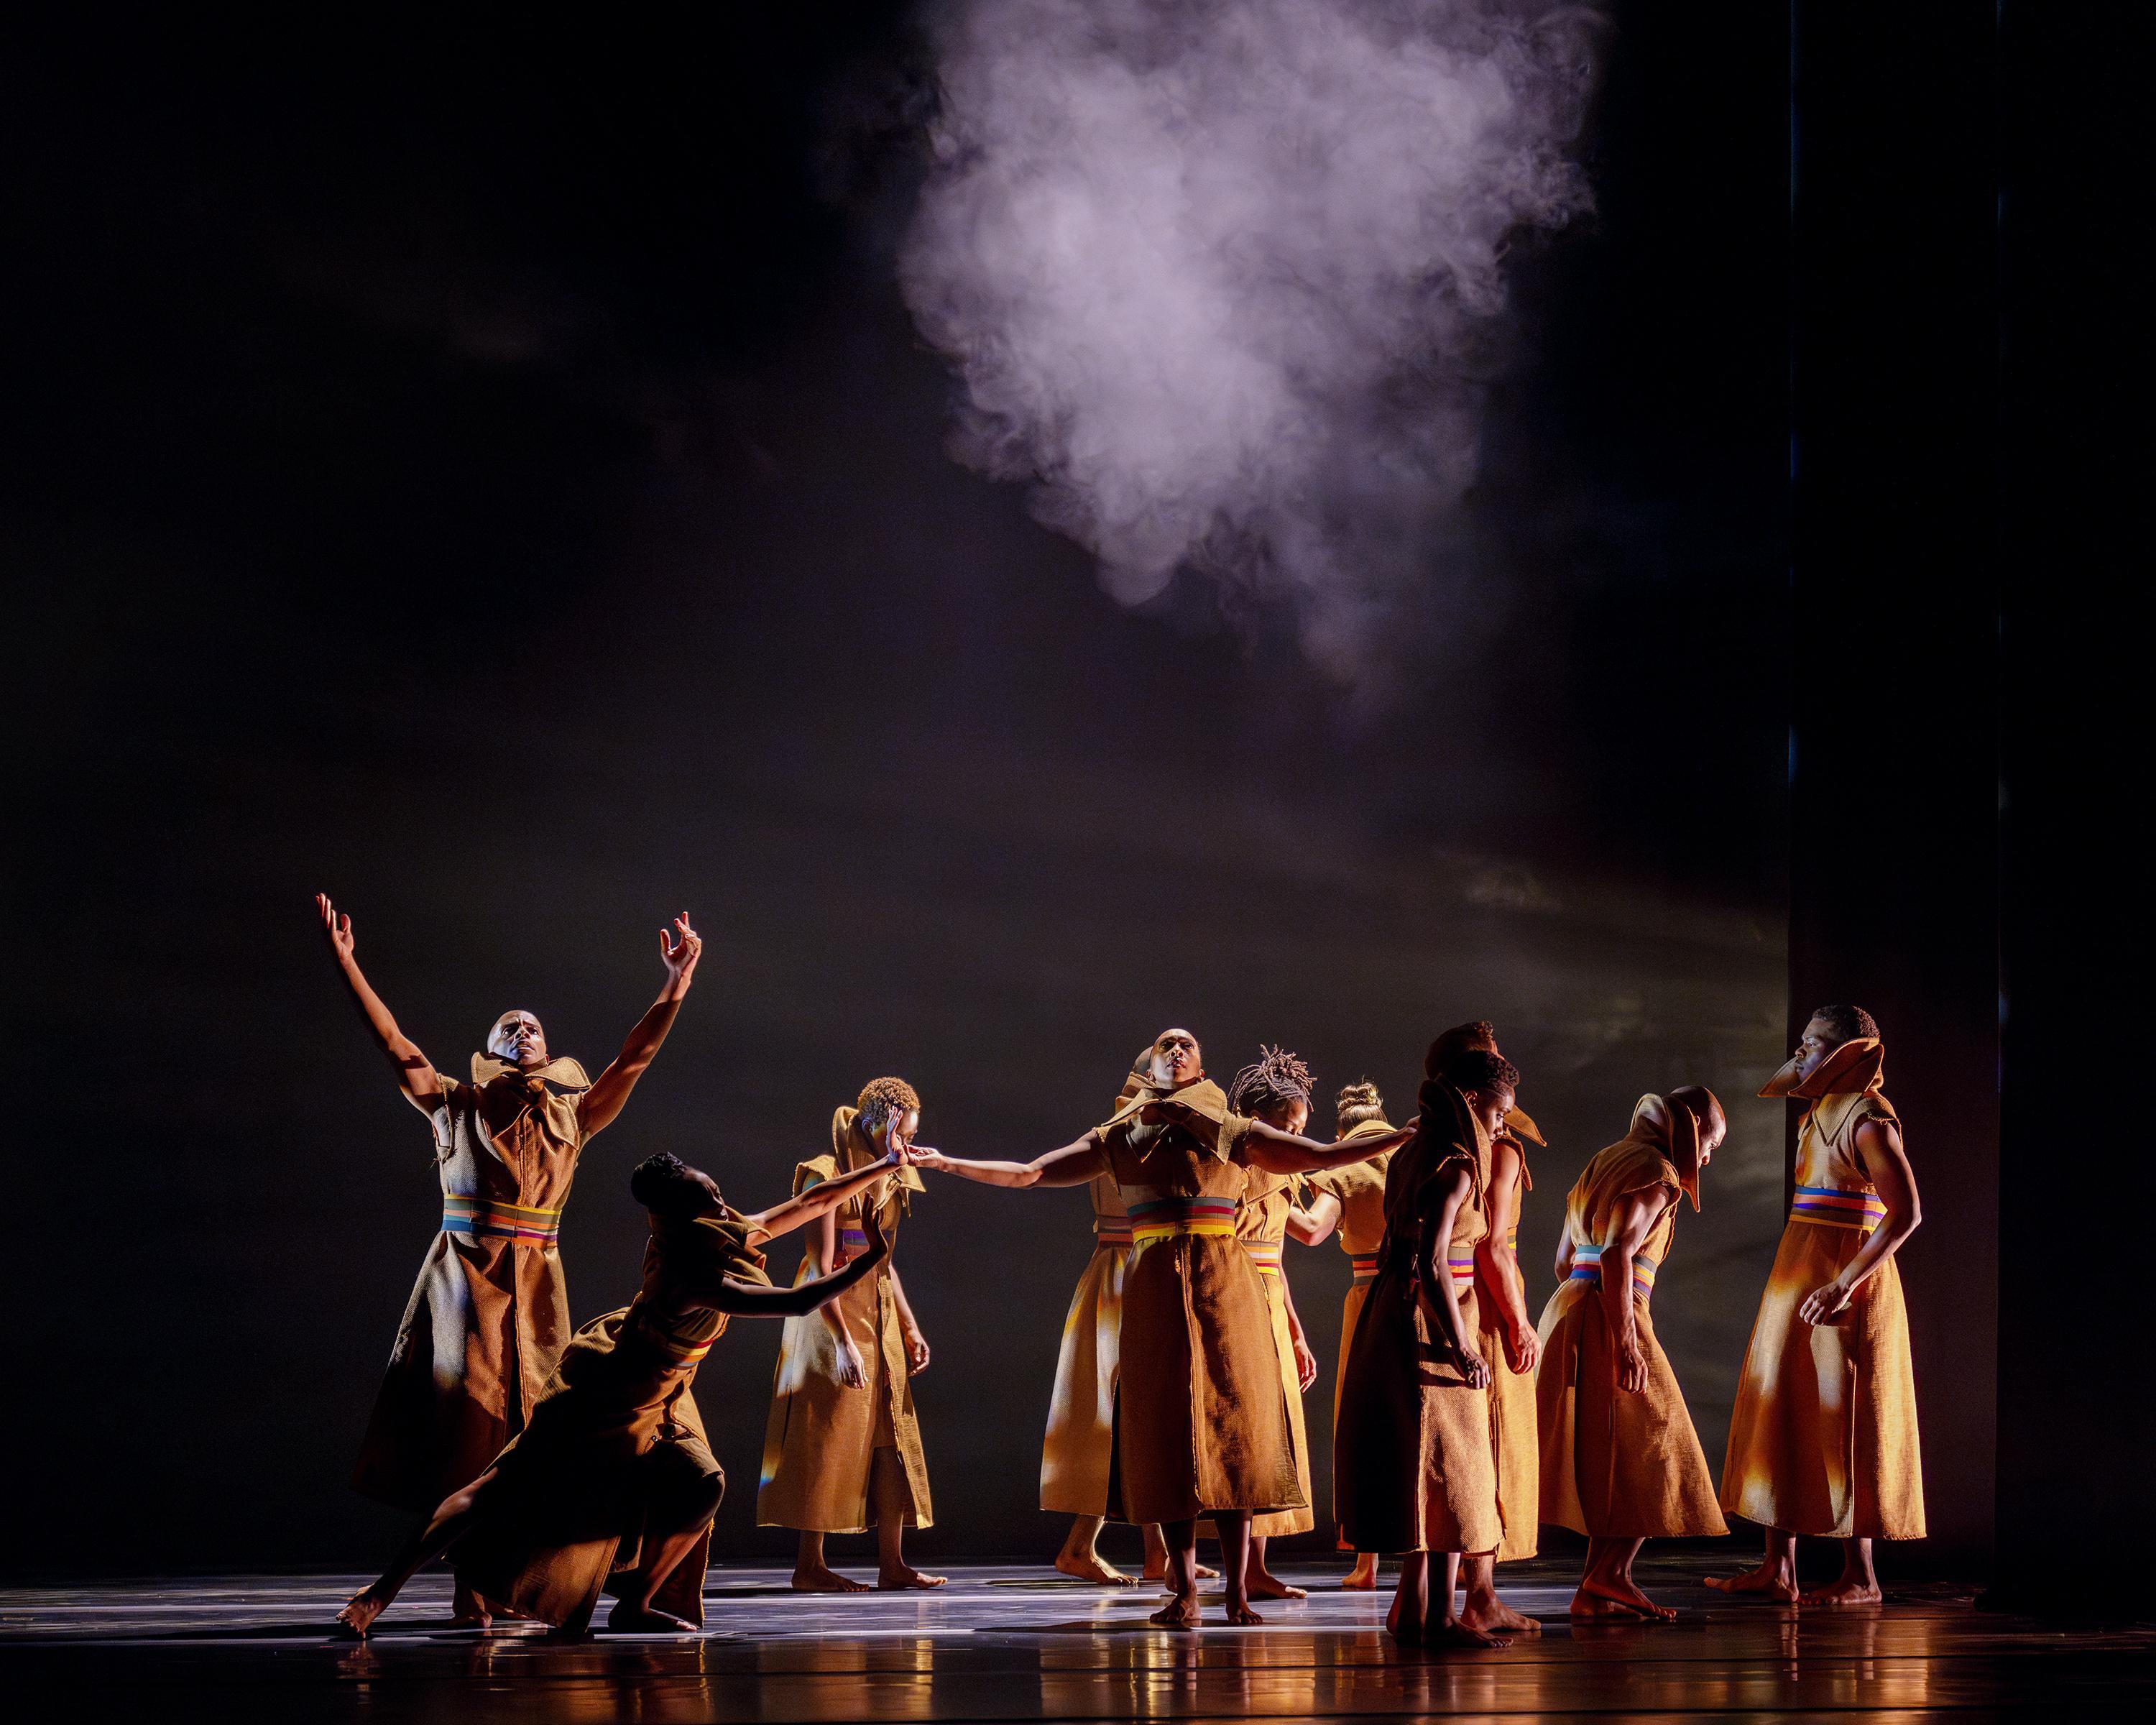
1305,1121,1395,1546
1238,1168,1315,1538
757,1108,933,1533
1336,1087,1502,1555
1536,1097,1727,1538
1038,1172,1133,1517
1097,1079,1304,1525
356,1053,598,1514
1719,1084,1925,1539
1476,1131,1541,1560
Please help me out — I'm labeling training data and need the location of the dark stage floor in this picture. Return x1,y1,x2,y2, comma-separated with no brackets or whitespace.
4,1557,2151,1721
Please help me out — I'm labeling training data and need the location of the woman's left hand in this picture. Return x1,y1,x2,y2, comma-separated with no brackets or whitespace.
1799,1279,1855,1325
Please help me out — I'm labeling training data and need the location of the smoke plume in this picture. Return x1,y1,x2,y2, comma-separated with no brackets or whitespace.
899,0,1604,677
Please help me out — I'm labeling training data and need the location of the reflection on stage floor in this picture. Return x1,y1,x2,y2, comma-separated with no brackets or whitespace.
4,1555,2152,1721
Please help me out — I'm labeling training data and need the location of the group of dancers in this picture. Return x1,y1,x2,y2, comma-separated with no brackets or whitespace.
315,894,1925,1644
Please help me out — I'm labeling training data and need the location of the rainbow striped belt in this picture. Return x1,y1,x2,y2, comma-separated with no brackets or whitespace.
1128,1196,1238,1246
1243,1239,1284,1276
640,1317,716,1368
1791,1184,1887,1231
1568,1243,1657,1300
442,1195,563,1246
1349,1251,1381,1286
1094,1223,1134,1249
1447,1255,1475,1286
839,1226,870,1257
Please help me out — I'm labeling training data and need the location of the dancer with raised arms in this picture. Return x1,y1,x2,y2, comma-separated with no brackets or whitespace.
335,1146,902,1639
316,893,701,1627
911,1027,1411,1629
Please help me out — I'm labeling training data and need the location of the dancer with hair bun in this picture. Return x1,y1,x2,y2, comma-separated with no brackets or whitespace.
1227,1046,1324,1601
1711,1006,1925,1606
759,1078,944,1592
1291,1079,1399,1591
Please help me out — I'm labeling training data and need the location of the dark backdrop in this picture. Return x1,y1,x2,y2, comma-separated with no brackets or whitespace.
1,6,1805,1576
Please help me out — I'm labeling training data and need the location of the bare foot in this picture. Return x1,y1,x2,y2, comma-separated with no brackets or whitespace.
791,1565,869,1593
606,1601,697,1634
1150,1593,1202,1630
1801,1577,1882,1607
1142,1559,1220,1581
333,1591,387,1639
1342,1555,1380,1591
1569,1586,1651,1620
1460,1596,1540,1634
1384,1593,1418,1646
1573,1580,1674,1622
877,1565,948,1590
1705,1563,1799,1603
1054,1551,1136,1586
1426,1616,1511,1649
1246,1568,1308,1601
1224,1600,1266,1626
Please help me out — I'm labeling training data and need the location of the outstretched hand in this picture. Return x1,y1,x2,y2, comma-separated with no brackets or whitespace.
858,1205,892,1266
316,893,356,964
659,914,703,994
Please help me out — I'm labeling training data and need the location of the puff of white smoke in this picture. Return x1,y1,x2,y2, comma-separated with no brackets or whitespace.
899,0,1604,678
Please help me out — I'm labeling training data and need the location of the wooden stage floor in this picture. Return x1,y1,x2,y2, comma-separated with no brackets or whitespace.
4,1555,2151,1721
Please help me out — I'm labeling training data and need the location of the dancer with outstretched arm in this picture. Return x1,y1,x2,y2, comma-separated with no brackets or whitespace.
335,1147,902,1638
317,893,701,1626
911,1027,1411,1629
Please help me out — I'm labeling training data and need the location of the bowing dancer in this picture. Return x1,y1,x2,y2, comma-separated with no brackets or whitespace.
1336,1049,1531,1648
1225,1047,1325,1601
1290,1080,1399,1591
1042,1054,1194,1586
1710,1006,1925,1606
758,1079,943,1591
1536,1089,1730,1620
318,893,701,1627
911,1027,1411,1628
334,1148,903,1638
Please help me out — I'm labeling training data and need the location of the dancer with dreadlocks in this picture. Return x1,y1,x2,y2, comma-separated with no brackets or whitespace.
1042,1052,1197,1586
1337,1047,1530,1647
1227,1046,1324,1601
912,1027,1411,1628
758,1078,943,1591
1710,1006,1925,1606
334,1146,901,1639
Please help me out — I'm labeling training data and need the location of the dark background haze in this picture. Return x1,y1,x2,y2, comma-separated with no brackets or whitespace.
1,4,1792,1574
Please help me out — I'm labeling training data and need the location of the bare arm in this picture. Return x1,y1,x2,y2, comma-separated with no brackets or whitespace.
699,1230,889,1318
1411,1167,1488,1388
1475,1137,1539,1375
1553,1220,1576,1284
1242,1116,1416,1176
315,895,440,1110
578,914,702,1138
910,1135,1106,1189
1597,1190,1668,1394
1800,1117,1922,1324
890,1266,930,1376
742,1149,904,1243
1287,1190,1341,1247
1282,1275,1317,1392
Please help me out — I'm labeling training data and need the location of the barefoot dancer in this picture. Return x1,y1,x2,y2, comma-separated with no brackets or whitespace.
318,894,701,1624
912,1028,1411,1628
335,1149,900,1639
1044,1056,1189,1586
1537,1090,1730,1621
1335,1049,1521,1649
757,1080,944,1592
1291,1082,1397,1591
1226,1047,1325,1602
1710,1008,1925,1606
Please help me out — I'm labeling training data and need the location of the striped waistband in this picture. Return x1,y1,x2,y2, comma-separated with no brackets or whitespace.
642,1324,715,1368
1243,1239,1284,1275
1506,1226,1519,1253
1094,1224,1134,1249
1790,1184,1887,1231
443,1195,562,1246
1447,1255,1475,1285
1350,1251,1381,1285
839,1227,870,1254
1567,1243,1657,1300
1128,1196,1238,1244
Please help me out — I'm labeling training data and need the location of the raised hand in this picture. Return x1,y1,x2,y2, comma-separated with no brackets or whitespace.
859,1205,891,1265
316,893,356,964
659,914,704,994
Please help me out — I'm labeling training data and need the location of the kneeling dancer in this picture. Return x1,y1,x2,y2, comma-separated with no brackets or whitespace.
913,1027,1410,1627
1336,1049,1526,1647
1536,1089,1729,1621
336,1148,902,1637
